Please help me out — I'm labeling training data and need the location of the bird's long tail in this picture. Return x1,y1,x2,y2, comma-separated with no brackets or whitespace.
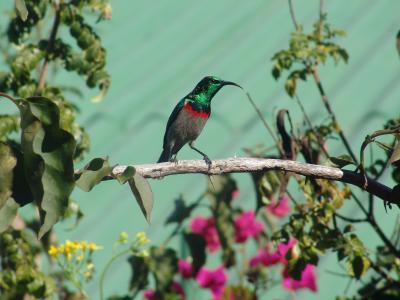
157,149,170,163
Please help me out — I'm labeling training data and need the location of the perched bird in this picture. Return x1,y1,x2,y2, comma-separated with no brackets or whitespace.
157,76,242,164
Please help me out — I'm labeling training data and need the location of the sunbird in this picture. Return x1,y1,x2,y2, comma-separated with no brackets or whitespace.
157,76,242,164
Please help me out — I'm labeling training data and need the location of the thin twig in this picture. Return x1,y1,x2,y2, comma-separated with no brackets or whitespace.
245,92,280,148
288,0,299,30
311,67,358,163
335,213,366,223
37,1,62,92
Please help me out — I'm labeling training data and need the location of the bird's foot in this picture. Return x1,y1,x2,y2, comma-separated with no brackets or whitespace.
203,155,212,169
169,156,178,165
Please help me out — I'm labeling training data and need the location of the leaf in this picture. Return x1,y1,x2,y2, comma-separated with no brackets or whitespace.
285,77,296,98
9,142,34,206
389,140,400,164
165,196,195,225
18,97,76,239
0,143,17,209
0,198,19,232
15,0,28,21
115,166,135,184
148,247,178,292
128,173,153,223
328,154,355,168
184,233,206,275
128,255,149,292
349,255,370,279
75,157,111,192
271,65,281,80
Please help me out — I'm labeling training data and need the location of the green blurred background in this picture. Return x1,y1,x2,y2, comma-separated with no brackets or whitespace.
1,0,400,299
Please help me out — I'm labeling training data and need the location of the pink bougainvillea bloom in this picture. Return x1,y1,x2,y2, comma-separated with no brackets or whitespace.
231,188,240,200
190,216,221,252
196,266,227,300
282,264,317,292
143,289,155,300
266,195,290,218
249,248,281,267
143,282,185,300
277,238,297,262
178,259,193,278
171,281,185,298
233,211,264,243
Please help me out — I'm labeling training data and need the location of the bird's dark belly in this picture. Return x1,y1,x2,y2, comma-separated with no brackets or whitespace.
167,109,208,153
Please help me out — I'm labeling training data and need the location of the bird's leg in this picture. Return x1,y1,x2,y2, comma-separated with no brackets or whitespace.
170,154,178,165
189,142,212,167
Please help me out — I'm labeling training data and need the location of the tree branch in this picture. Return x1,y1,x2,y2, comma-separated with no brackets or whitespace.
37,1,62,92
108,157,395,204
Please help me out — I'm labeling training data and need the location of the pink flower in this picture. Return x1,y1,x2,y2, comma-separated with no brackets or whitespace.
178,259,193,278
143,281,185,300
277,239,297,262
249,239,297,268
196,266,227,300
250,248,281,267
143,290,155,300
233,211,264,243
266,196,290,218
171,281,185,298
282,264,317,292
190,216,221,252
231,188,240,200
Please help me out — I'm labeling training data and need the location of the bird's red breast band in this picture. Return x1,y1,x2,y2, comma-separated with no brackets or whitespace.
184,102,209,118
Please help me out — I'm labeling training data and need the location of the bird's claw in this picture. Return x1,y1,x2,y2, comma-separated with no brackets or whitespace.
203,155,212,168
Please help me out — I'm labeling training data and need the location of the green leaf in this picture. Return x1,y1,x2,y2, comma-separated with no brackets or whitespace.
348,255,370,279
0,143,17,209
328,154,355,168
184,233,206,275
75,157,111,192
128,255,149,292
285,77,297,98
15,0,28,21
115,166,135,184
148,247,178,293
0,198,19,232
389,141,400,164
128,173,153,223
271,65,281,80
18,97,76,238
165,196,194,225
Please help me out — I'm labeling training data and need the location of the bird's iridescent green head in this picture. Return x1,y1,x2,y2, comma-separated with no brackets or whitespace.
189,76,242,104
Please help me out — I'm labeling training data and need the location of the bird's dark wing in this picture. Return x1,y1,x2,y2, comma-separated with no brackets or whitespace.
162,98,185,148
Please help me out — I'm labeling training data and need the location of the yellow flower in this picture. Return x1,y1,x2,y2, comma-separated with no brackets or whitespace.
48,245,58,257
58,245,65,254
86,262,95,271
76,252,85,262
81,240,89,249
138,250,149,258
136,231,150,246
118,231,129,244
88,242,102,251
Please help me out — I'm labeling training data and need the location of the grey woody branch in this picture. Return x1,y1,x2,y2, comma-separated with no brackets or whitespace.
109,157,396,204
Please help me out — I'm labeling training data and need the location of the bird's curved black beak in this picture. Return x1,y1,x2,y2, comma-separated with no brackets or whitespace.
222,80,243,89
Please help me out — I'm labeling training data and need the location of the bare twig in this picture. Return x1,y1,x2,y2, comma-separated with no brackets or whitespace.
245,92,280,147
311,67,358,163
288,0,299,30
37,1,62,92
107,157,394,204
